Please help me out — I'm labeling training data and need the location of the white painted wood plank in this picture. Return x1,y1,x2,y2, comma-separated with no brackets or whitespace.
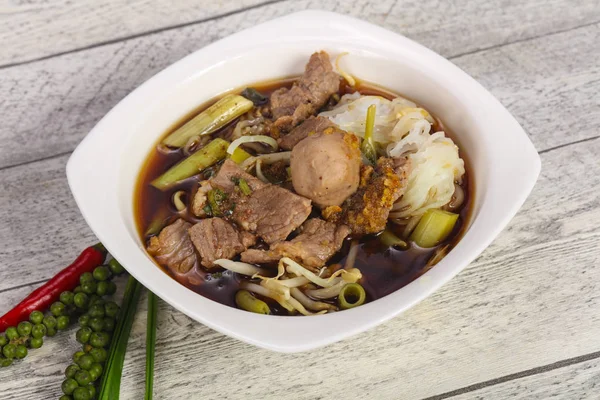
0,0,271,65
450,358,600,399
0,136,599,399
2,0,599,65
0,2,598,169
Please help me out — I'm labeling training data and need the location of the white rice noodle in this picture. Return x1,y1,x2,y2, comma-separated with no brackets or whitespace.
318,94,433,145
388,128,465,218
290,288,336,312
213,259,268,277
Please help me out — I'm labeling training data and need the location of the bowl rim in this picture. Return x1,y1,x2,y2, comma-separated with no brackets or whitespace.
67,9,541,352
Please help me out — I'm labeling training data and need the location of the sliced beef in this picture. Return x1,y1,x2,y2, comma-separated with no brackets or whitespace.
233,185,312,244
191,160,266,217
278,116,334,150
188,217,256,269
332,157,411,235
241,219,350,270
147,219,198,274
270,51,340,132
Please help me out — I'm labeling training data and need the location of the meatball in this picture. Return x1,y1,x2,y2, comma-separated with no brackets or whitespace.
290,127,361,207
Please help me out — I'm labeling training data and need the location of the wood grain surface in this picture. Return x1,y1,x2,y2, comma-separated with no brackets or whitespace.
1,0,599,399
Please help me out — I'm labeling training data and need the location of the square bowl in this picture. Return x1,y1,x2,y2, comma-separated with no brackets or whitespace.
67,10,540,353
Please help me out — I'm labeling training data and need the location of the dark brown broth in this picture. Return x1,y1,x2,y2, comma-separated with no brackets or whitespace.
134,78,473,311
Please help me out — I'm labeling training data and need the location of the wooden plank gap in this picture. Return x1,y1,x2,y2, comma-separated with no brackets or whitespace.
0,0,290,71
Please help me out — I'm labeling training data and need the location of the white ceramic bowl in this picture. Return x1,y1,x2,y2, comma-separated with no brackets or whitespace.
67,10,540,352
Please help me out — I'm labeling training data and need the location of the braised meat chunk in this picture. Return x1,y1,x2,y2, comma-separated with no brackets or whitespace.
331,157,411,235
241,219,350,270
191,160,266,217
270,51,340,132
147,219,198,274
278,116,334,150
188,217,256,268
233,185,312,244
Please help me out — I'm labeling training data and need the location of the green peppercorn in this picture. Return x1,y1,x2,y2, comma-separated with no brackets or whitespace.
0,358,13,367
50,301,67,316
87,384,96,398
89,317,104,332
43,315,57,329
96,281,109,296
88,295,102,307
83,344,94,353
106,281,117,295
78,314,90,327
46,327,57,337
65,364,80,379
31,323,47,338
59,395,72,400
81,281,97,295
76,354,94,370
93,266,111,281
89,332,110,348
29,310,44,325
72,350,85,363
104,302,119,318
57,315,70,330
88,363,103,381
0,336,7,347
30,337,43,349
5,327,18,341
74,285,83,294
16,321,32,337
2,344,16,359
74,293,90,309
61,378,79,395
80,272,94,285
75,369,92,386
73,386,91,400
14,345,27,359
89,347,107,363
88,304,104,318
76,327,92,344
103,317,115,332
60,291,75,305
108,258,125,275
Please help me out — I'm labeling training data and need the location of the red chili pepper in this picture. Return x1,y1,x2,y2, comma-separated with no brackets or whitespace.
0,243,107,332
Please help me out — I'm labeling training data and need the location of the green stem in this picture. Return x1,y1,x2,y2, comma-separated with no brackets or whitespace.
145,291,157,400
98,275,142,400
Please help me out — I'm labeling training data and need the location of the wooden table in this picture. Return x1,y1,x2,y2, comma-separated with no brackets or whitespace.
1,1,599,398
